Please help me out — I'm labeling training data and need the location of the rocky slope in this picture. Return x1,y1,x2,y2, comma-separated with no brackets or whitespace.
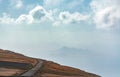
0,49,100,77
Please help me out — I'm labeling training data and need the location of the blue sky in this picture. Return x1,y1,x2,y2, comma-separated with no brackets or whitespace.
0,0,120,77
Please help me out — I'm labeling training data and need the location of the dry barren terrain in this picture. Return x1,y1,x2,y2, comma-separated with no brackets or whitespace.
0,49,100,77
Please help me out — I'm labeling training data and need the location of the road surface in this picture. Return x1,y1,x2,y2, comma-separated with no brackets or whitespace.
21,59,43,77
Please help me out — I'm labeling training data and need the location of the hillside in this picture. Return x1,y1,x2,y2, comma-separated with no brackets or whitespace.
0,49,100,77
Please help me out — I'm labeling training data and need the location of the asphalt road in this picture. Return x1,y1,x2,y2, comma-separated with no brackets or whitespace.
21,59,43,77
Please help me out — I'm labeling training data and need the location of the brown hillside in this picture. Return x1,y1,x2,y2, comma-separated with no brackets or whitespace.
0,49,100,77
0,49,37,66
35,61,100,77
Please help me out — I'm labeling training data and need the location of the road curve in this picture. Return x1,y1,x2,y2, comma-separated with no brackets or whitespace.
21,59,43,77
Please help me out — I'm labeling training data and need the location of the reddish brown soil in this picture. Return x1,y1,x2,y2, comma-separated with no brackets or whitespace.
0,49,100,77
35,61,100,77
0,49,37,66
0,68,24,76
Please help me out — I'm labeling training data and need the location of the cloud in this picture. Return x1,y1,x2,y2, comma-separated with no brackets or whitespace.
29,5,46,20
90,0,120,29
16,0,23,8
10,0,23,9
0,13,15,24
53,11,89,26
15,14,33,24
0,5,53,25
43,0,84,11
0,5,88,26
43,0,64,9
16,5,54,24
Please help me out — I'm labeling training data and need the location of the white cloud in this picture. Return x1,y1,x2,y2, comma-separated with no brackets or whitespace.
43,0,84,11
15,14,33,24
53,11,89,26
91,0,120,29
29,5,54,22
0,13,15,24
16,5,54,24
66,0,84,10
0,5,88,26
43,0,64,9
29,5,46,20
0,5,54,25
16,0,23,8
10,0,23,9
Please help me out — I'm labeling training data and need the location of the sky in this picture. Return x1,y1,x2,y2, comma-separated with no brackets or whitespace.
0,0,120,77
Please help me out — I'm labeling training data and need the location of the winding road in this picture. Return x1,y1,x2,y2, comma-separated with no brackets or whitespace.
21,59,43,77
